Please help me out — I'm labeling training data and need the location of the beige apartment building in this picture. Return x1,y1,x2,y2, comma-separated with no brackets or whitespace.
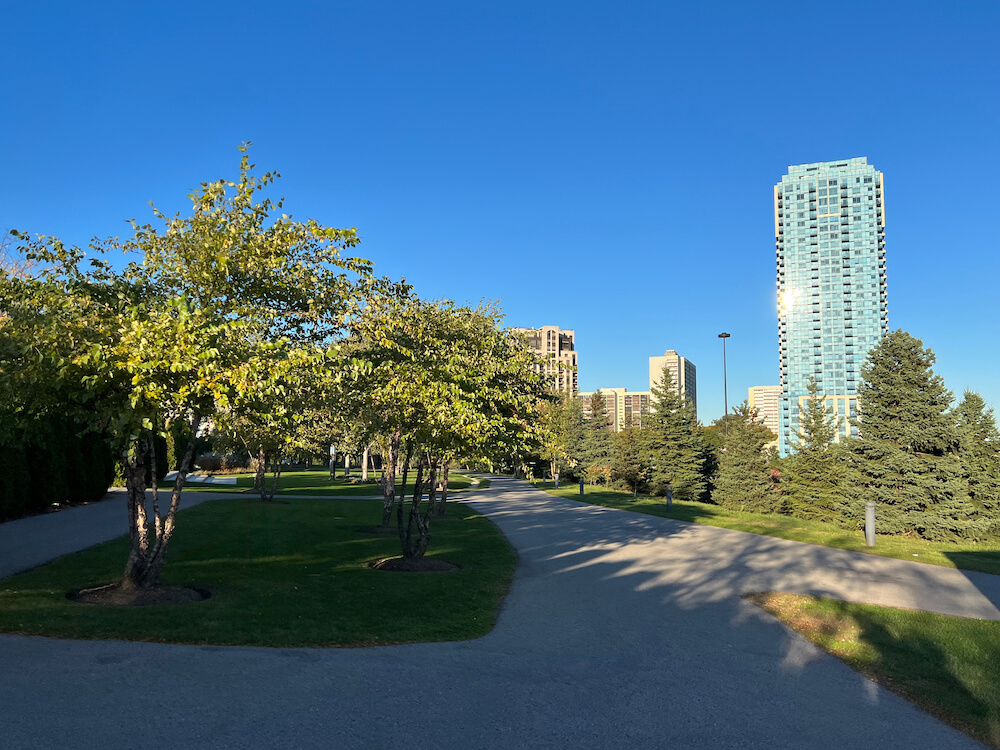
648,350,697,417
578,388,651,432
512,325,578,395
748,385,781,437
752,385,852,448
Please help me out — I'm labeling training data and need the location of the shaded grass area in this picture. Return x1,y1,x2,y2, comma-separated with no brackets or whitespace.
533,481,1000,576
746,592,1000,749
166,470,473,497
0,497,515,647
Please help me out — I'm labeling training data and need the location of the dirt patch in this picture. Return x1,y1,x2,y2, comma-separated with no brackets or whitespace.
67,583,211,607
369,557,459,573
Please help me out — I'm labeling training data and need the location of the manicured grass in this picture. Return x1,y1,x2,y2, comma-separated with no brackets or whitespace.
165,470,474,497
0,496,515,647
532,481,1000,576
746,592,1000,749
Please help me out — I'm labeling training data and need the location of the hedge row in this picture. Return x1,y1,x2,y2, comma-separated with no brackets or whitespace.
0,417,116,523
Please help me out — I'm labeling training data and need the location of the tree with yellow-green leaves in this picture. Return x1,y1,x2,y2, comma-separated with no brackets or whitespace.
4,146,377,596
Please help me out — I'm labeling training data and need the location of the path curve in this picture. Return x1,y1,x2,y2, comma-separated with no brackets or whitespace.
1,476,995,749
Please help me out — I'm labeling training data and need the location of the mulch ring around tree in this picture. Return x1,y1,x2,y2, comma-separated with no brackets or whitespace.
369,557,460,573
67,583,211,607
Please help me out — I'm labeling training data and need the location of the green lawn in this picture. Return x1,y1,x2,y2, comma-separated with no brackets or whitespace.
533,481,1000,576
747,592,1000,749
0,495,514,647
164,470,475,497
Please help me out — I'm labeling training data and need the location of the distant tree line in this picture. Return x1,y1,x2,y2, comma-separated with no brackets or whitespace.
532,329,1000,543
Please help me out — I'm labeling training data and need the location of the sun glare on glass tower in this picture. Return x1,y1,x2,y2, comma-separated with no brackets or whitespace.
774,157,888,456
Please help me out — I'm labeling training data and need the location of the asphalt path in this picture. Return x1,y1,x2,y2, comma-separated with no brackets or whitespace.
2,476,998,749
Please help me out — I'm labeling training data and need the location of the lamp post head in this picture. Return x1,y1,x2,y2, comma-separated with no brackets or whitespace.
718,332,731,339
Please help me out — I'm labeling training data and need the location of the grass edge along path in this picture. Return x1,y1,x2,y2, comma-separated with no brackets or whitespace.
746,592,1000,749
531,482,1000,577
162,470,476,496
0,496,517,648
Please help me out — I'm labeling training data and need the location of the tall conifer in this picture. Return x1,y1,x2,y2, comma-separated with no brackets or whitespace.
852,330,986,540
713,402,777,512
955,390,1000,532
643,364,706,501
582,391,615,484
783,377,850,522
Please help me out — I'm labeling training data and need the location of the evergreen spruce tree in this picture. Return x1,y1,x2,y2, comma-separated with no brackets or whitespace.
955,390,1000,533
611,425,649,497
561,395,587,479
783,377,849,522
582,391,615,484
713,402,777,512
852,330,985,541
643,364,706,501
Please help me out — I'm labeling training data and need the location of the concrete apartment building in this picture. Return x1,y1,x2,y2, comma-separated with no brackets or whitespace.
775,157,888,455
748,385,781,438
578,388,651,432
648,350,697,417
512,325,578,395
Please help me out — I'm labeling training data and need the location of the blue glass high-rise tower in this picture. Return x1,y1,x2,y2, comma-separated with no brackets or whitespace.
774,158,888,456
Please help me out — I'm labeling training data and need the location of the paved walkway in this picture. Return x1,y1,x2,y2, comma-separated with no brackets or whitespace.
2,477,997,749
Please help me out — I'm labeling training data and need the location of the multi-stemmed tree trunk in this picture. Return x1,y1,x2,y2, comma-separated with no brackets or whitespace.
425,455,441,516
253,445,284,502
378,431,402,531
398,453,436,561
122,419,199,591
435,460,451,517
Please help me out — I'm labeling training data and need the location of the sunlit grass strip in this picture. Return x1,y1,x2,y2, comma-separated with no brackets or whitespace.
746,592,1000,749
167,470,473,496
0,497,515,647
533,482,1000,576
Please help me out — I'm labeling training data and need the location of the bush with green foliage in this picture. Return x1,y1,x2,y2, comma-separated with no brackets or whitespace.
0,413,115,522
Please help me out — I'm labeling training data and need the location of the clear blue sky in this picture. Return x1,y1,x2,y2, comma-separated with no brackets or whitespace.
3,1,997,423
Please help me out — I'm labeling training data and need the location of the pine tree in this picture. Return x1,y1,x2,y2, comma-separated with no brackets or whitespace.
852,330,986,541
582,391,615,485
955,390,1000,533
643,364,706,501
783,377,849,522
713,402,777,512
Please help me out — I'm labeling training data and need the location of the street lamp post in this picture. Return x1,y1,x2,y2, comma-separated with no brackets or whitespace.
718,332,731,436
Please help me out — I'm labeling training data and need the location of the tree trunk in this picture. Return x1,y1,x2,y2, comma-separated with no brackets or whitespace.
329,445,336,479
399,454,424,557
400,454,432,561
399,441,413,506
256,446,267,501
436,461,451,517
361,444,369,481
265,447,283,502
122,436,152,590
426,455,440,517
378,431,400,530
122,417,199,590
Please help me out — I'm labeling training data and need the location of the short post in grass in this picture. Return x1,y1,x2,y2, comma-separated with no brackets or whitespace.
579,476,584,496
666,483,673,512
865,501,876,547
554,472,559,489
